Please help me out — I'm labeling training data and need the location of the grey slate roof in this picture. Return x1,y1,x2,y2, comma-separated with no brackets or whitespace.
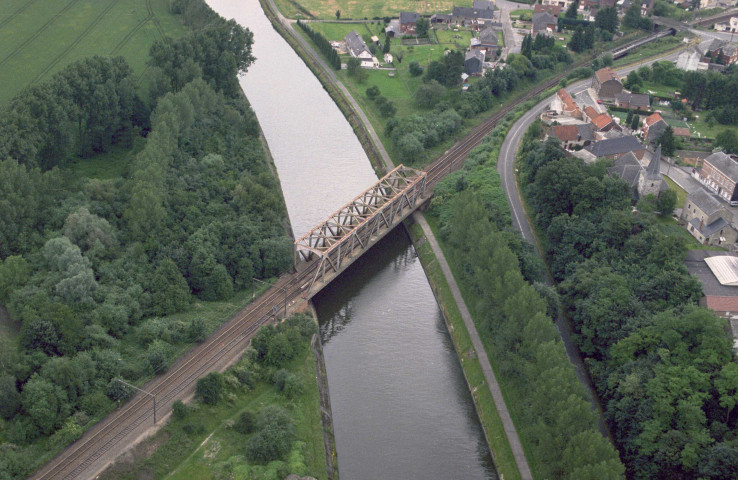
586,135,643,157
616,91,650,108
691,216,730,237
453,6,496,20
465,50,485,74
431,13,452,21
685,250,738,297
705,152,738,183
687,189,724,217
645,145,661,179
345,31,370,57
474,0,495,9
400,11,420,24
532,12,556,32
577,124,595,142
479,26,498,46
607,152,641,188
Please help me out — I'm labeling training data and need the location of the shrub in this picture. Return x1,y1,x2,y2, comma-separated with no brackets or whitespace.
196,372,225,405
234,410,256,434
172,400,188,420
245,406,295,463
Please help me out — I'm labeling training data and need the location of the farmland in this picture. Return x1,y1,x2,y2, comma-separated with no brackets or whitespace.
272,0,470,20
0,0,186,103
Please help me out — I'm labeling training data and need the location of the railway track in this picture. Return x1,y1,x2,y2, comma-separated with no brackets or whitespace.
32,261,320,480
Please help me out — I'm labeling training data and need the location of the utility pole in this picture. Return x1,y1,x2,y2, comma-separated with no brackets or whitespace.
114,379,157,425
252,277,288,318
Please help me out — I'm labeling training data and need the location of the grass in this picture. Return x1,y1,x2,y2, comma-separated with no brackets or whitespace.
67,137,146,179
611,35,687,68
0,0,187,104
655,217,725,251
273,0,469,20
307,21,377,41
101,341,328,480
510,9,532,21
664,175,688,207
406,220,522,480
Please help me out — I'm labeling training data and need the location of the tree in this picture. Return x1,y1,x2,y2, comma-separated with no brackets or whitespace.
172,400,188,420
234,410,256,434
716,130,738,153
346,57,361,76
0,256,29,303
335,9,340,20
656,189,677,217
626,110,634,127
0,375,20,419
245,406,295,462
150,259,191,315
415,17,430,37
631,113,641,130
568,27,586,53
595,6,618,33
195,372,224,405
21,374,69,435
414,80,445,109
395,49,405,63
565,0,579,19
409,61,423,76
382,34,391,54
657,125,676,156
623,3,642,29
366,85,380,99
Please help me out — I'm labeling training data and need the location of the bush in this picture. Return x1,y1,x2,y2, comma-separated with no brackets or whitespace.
196,372,225,405
234,410,256,434
172,400,188,420
409,61,423,77
245,406,295,463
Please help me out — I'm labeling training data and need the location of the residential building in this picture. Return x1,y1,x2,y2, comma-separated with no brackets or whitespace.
586,135,646,159
681,189,738,245
615,91,650,110
642,112,668,143
542,0,575,8
400,12,420,34
607,146,667,198
685,251,738,330
344,31,378,68
715,16,738,32
549,124,595,149
465,50,486,75
551,88,582,118
532,12,557,37
533,4,562,15
473,0,496,9
430,13,452,25
385,19,401,37
675,47,709,71
452,6,496,29
673,127,691,138
591,67,623,100
478,26,499,49
698,151,738,204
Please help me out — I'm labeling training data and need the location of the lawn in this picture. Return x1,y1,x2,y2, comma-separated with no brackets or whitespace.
0,0,187,104
101,338,328,480
273,0,470,20
664,175,688,208
510,9,532,21
307,21,377,41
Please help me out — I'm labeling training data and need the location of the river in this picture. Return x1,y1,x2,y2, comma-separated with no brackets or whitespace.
206,1,496,478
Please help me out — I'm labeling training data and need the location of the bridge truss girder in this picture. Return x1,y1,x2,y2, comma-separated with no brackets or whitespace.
295,165,427,297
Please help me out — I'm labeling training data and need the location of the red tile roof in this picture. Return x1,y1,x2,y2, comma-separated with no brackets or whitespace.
557,89,577,109
592,113,614,130
644,112,665,126
594,67,621,84
584,106,599,120
534,4,561,15
673,127,691,137
551,124,579,141
705,295,738,313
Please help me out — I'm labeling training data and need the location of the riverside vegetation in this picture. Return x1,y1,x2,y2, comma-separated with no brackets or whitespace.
517,122,738,479
425,105,625,479
0,1,296,477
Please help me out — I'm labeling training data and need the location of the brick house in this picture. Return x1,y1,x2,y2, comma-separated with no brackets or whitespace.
551,88,582,118
533,4,562,15
549,124,595,149
532,12,557,37
400,12,420,34
345,31,377,68
465,50,485,75
452,6,496,29
615,91,650,111
698,151,738,204
642,112,669,143
542,0,576,8
681,189,738,245
592,67,623,100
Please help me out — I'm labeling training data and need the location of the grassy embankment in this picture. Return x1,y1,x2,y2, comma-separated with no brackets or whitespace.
272,0,462,20
99,331,328,480
0,0,186,104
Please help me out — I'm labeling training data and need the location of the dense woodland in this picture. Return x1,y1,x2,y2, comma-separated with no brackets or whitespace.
430,119,625,479
517,122,738,479
0,1,291,477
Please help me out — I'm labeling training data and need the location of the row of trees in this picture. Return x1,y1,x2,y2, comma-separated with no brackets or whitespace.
429,127,625,478
296,20,341,70
518,124,738,479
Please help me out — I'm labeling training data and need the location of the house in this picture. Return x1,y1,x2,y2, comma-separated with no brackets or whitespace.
551,88,583,118
384,53,393,63
681,190,738,245
717,43,738,65
715,17,738,32
586,135,646,160
698,151,738,204
642,112,668,143
685,251,738,332
591,67,623,100
465,50,486,75
344,31,377,68
699,39,738,66
542,0,576,8
615,91,650,111
431,13,452,25
549,124,595,149
478,26,499,49
474,0,496,9
583,106,620,132
533,4,562,15
675,47,710,72
607,152,643,193
452,6,496,29
400,12,420,34
385,19,401,37
532,12,557,37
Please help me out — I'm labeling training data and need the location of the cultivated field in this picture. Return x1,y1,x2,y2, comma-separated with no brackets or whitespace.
273,0,472,20
0,0,186,103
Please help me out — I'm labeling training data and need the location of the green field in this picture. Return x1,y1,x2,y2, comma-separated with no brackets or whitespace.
274,0,471,19
0,0,187,103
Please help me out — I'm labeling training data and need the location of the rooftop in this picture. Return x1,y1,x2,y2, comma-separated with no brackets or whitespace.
400,11,420,24
453,6,496,19
616,91,650,107
685,250,738,300
594,66,621,85
592,113,614,130
586,135,644,157
686,189,725,217
705,152,738,183
551,124,580,141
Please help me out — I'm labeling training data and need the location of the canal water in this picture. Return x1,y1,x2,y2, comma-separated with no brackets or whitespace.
207,1,496,478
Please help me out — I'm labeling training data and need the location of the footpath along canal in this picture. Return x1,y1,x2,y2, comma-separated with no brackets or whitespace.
206,1,497,478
